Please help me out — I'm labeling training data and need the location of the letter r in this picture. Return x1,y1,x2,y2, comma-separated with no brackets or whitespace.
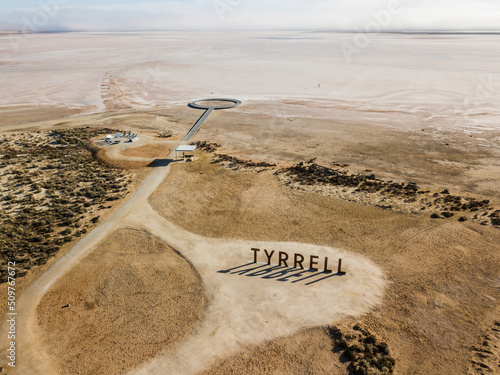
279,252,289,267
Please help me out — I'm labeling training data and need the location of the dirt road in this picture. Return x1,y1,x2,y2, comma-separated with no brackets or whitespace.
0,153,175,374
1,146,385,375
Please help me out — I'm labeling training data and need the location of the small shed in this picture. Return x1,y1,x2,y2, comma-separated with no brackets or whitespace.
175,145,198,161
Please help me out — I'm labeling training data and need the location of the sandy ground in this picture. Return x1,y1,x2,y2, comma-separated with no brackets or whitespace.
148,155,500,374
0,102,498,374
0,144,385,375
92,134,174,167
0,101,498,374
0,106,196,135
122,204,384,375
120,142,172,158
0,106,83,129
0,31,499,375
199,327,349,375
37,228,205,375
1,31,500,130
0,147,175,375
191,103,500,201
3,99,494,199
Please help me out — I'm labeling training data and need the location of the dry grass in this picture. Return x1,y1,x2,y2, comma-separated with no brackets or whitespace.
120,143,171,158
36,228,205,375
91,146,151,169
195,105,500,201
149,155,500,374
201,324,397,375
200,327,348,375
149,154,412,244
2,100,499,374
0,129,131,284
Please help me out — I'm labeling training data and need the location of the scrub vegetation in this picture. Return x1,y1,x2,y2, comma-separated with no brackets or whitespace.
0,128,130,283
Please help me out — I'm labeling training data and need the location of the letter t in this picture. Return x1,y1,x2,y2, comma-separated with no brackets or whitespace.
251,248,260,263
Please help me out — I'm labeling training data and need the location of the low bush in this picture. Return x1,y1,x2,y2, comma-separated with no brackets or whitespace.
0,128,130,283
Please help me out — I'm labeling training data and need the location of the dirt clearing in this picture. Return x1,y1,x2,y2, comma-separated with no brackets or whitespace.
148,155,500,374
36,228,205,375
120,143,171,158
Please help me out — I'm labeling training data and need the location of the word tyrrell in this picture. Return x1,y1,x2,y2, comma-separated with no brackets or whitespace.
251,248,343,274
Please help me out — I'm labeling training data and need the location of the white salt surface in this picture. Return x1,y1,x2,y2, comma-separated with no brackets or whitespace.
1,31,499,128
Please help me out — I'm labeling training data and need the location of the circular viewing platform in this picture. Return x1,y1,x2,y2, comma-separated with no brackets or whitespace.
189,98,242,110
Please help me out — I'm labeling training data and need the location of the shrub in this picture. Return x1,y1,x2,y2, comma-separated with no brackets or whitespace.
329,324,396,375
0,128,130,284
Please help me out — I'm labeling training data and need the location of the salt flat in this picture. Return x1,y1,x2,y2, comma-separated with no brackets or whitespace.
1,31,499,130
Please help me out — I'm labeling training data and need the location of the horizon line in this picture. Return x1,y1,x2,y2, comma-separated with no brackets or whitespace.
3,29,500,35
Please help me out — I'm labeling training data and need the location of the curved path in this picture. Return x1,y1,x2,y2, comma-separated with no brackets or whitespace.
1,103,385,375
124,205,384,375
0,153,175,374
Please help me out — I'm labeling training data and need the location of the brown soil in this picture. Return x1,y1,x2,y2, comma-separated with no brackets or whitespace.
0,161,147,319
120,143,171,158
210,155,497,226
0,106,195,139
201,323,397,375
0,106,83,130
200,327,348,375
469,317,500,374
149,154,500,375
36,228,205,375
2,101,500,375
92,146,151,169
193,104,500,202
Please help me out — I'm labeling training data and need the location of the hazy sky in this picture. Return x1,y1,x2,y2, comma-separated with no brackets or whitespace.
1,0,500,31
